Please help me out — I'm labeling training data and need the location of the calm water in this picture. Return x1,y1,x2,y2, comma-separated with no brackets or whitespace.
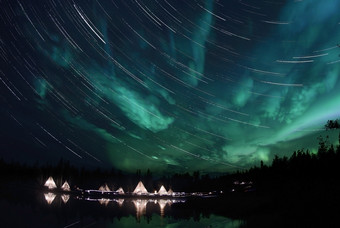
0,189,244,228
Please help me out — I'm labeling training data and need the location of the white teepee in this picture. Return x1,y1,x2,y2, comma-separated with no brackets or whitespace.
99,184,110,192
61,181,71,191
133,181,148,195
116,187,125,194
167,188,174,195
158,185,168,195
44,176,57,189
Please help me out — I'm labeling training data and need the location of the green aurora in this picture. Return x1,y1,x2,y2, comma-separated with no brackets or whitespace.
1,0,340,174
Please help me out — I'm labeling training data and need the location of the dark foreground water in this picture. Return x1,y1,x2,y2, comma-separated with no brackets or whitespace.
0,188,244,228
2,183,339,227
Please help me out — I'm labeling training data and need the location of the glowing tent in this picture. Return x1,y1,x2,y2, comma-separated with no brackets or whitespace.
158,185,168,195
116,187,125,194
61,181,71,191
44,176,57,189
99,184,110,192
133,181,148,195
167,188,174,195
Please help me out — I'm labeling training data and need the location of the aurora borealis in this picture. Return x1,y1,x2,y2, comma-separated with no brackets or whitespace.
1,0,340,174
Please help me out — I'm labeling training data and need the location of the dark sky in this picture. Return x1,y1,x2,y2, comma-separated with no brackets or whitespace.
1,0,339,174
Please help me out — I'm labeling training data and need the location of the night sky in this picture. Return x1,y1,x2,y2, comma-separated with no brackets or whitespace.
1,0,340,174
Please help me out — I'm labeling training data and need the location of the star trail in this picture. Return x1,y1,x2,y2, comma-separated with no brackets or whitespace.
1,0,340,174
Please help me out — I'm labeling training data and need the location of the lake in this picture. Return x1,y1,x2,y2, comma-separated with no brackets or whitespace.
2,183,336,227
0,187,244,228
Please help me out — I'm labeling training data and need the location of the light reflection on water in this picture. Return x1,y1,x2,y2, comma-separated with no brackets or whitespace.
61,194,70,204
40,193,243,227
43,192,56,205
0,190,245,228
133,199,148,219
97,214,243,228
44,192,183,220
43,192,70,205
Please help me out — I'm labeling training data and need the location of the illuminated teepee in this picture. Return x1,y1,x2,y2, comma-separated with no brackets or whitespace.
44,176,57,189
116,187,125,194
61,181,71,191
99,184,110,192
167,188,174,195
158,185,168,195
133,181,148,195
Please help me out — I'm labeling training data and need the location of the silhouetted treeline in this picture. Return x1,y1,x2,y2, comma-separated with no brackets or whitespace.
246,135,340,193
325,118,340,130
1,130,340,194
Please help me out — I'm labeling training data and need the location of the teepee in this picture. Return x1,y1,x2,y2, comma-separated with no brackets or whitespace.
116,187,125,194
158,185,168,195
99,184,110,192
167,188,174,195
61,181,71,191
44,176,57,189
133,181,148,195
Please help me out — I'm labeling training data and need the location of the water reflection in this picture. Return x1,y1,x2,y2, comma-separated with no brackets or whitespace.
132,199,148,220
44,192,70,204
104,215,243,228
157,199,170,217
98,198,111,206
38,192,243,227
61,194,70,204
82,197,180,219
78,195,185,219
43,192,56,205
114,198,124,207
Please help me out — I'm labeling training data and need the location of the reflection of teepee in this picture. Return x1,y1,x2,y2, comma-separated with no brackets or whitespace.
99,184,110,192
116,187,125,194
61,181,71,191
115,198,124,207
158,185,168,195
133,199,148,220
44,177,57,189
44,192,56,204
133,181,148,195
98,198,110,206
158,199,167,217
61,194,70,204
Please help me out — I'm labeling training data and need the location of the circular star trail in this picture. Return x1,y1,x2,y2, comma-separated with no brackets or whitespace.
1,0,340,174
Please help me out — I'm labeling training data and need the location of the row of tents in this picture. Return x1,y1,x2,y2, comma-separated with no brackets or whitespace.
44,176,70,191
132,181,174,196
99,184,125,194
44,177,174,196
99,181,174,196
